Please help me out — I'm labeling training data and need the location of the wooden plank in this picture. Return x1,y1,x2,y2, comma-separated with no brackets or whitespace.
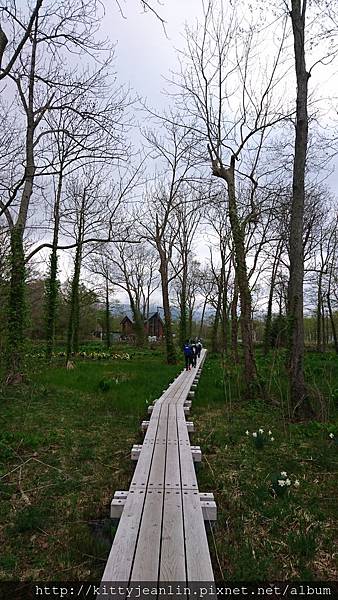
164,404,181,489
131,489,163,580
101,489,145,582
131,418,160,490
182,489,214,581
177,407,198,491
147,405,169,490
159,489,186,581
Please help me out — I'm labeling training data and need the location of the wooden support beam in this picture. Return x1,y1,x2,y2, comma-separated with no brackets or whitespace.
131,444,143,460
190,445,202,462
186,421,194,432
131,444,201,463
141,420,149,432
110,491,217,522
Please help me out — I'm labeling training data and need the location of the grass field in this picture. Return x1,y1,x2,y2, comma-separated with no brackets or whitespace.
0,345,337,581
194,352,338,580
0,347,180,581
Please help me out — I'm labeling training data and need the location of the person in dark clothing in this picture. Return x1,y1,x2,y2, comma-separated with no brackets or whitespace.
196,339,202,358
183,340,192,371
190,340,197,367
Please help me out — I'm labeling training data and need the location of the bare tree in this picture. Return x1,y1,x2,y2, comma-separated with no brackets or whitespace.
89,240,159,348
171,189,200,347
174,0,288,390
0,0,43,81
64,169,127,362
141,117,198,363
0,0,128,379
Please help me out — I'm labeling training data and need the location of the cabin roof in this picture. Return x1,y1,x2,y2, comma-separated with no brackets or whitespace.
120,311,164,326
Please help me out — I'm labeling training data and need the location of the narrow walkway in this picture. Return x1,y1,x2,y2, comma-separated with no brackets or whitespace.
101,349,215,584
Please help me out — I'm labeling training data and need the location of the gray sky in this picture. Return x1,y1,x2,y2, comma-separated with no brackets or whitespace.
103,0,204,106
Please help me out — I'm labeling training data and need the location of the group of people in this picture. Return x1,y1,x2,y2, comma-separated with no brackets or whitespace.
183,339,203,371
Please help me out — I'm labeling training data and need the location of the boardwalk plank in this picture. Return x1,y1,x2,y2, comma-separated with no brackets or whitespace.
101,489,145,582
159,489,186,581
131,489,164,581
182,489,214,581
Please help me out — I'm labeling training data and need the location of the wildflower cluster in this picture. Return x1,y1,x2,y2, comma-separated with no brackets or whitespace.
26,351,130,361
245,427,274,448
271,470,300,497
77,351,130,360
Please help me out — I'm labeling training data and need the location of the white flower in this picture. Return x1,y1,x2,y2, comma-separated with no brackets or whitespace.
278,480,285,487
245,430,250,436
270,437,274,441
259,428,264,434
294,480,300,488
252,432,257,438
285,478,291,486
329,433,334,439
268,430,272,436
281,471,287,477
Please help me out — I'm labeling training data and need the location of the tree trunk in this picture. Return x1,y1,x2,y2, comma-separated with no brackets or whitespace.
130,298,145,348
6,22,37,380
188,306,193,339
105,276,111,349
198,297,207,339
264,241,282,354
211,287,221,353
66,240,82,362
159,256,176,364
226,159,257,385
45,171,63,360
179,289,188,347
220,249,229,354
6,227,26,381
288,0,311,416
321,298,326,352
327,292,338,354
231,278,239,363
316,272,323,352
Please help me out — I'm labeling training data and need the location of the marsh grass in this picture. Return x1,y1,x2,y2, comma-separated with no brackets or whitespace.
194,352,338,580
0,348,180,580
1,345,337,581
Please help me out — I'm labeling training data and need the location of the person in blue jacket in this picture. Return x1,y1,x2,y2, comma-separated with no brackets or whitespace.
183,340,192,371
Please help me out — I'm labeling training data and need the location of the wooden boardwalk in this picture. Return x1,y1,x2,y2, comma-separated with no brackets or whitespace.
101,349,215,584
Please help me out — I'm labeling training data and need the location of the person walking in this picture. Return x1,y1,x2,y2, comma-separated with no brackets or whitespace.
183,340,192,371
196,339,202,359
190,339,197,368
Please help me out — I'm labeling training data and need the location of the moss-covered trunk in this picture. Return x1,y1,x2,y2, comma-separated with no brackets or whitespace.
231,278,239,363
226,160,257,386
45,172,63,360
6,227,26,379
66,240,82,363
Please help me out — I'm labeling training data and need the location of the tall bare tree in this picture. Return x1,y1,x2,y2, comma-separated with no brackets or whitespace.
174,0,287,389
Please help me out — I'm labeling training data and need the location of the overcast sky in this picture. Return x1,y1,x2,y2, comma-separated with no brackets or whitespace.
103,0,204,106
10,0,338,309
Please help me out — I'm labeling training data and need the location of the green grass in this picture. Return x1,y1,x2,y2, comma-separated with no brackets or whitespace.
193,352,338,580
0,349,180,581
1,345,337,581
